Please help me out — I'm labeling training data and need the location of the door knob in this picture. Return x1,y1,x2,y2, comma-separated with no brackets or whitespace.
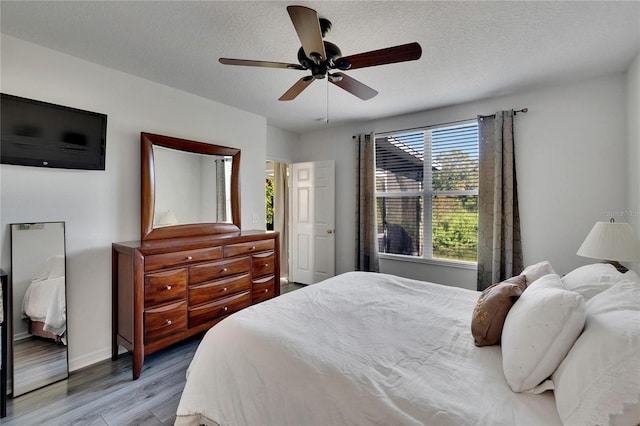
326,229,334,234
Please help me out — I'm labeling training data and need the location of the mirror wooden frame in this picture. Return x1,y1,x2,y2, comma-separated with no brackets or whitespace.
141,132,241,241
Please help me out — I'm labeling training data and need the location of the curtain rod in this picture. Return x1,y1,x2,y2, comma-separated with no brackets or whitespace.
478,108,528,119
374,108,528,137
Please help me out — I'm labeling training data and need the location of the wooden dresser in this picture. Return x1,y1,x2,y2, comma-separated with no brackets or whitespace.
112,230,279,379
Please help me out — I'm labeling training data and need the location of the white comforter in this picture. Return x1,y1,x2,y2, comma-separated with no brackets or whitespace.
22,275,66,336
176,271,561,426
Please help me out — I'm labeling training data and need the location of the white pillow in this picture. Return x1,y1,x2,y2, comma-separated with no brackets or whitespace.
520,260,556,287
32,254,65,281
501,273,585,393
552,272,640,426
561,263,622,300
45,254,65,279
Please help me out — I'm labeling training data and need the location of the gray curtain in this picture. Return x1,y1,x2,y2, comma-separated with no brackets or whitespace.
355,133,380,272
273,162,289,279
477,111,523,290
215,158,227,222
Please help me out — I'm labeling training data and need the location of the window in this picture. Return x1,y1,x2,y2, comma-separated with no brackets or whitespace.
265,176,274,231
375,122,479,263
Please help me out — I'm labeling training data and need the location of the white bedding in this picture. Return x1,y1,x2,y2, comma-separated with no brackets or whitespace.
22,275,66,336
176,271,561,426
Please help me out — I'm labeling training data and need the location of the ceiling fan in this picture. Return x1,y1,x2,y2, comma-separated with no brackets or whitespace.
219,5,422,101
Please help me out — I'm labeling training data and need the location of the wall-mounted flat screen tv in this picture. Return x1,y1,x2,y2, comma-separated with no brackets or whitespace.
1,93,107,170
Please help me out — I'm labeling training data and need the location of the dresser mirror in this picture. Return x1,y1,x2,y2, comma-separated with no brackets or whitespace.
10,222,68,396
141,132,241,240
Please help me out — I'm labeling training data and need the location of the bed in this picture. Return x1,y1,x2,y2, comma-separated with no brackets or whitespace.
21,255,66,343
176,264,640,426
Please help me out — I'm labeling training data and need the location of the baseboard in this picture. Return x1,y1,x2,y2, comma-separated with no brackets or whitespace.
69,346,126,372
13,331,30,341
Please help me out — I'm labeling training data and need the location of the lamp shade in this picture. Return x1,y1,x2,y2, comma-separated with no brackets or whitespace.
577,221,640,262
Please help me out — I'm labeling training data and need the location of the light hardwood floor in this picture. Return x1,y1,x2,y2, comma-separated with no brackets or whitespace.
3,283,305,425
4,334,201,425
13,337,68,397
280,279,306,294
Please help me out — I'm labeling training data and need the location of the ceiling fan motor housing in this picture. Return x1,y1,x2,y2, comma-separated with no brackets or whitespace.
297,41,348,79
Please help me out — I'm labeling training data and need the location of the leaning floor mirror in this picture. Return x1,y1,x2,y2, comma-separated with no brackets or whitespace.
10,222,68,396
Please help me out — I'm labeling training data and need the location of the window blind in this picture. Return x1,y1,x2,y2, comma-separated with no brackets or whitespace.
375,122,479,262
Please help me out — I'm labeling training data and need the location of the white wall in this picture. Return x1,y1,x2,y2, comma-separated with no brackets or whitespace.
297,72,630,290
627,53,640,275
0,36,268,370
266,125,299,163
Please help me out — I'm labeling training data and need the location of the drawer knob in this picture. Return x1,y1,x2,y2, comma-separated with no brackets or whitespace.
186,256,193,260
264,289,269,293
223,306,228,312
166,320,172,326
222,287,228,291
165,285,172,290
264,263,269,267
222,267,228,272
251,246,256,250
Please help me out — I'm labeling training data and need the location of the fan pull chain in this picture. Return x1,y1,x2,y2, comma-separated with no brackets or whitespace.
326,78,329,124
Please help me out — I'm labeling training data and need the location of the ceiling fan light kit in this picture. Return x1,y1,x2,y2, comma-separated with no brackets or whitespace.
219,5,422,101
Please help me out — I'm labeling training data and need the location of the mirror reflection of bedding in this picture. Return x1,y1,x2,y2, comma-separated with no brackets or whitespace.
21,254,66,343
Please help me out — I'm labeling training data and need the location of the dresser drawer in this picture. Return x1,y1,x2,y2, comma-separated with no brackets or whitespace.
252,252,275,278
189,273,251,306
224,239,275,258
144,301,187,342
188,291,251,327
145,268,187,307
252,275,275,304
189,257,251,285
145,246,223,272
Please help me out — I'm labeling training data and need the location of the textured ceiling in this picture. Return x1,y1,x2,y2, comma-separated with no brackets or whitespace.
1,1,639,134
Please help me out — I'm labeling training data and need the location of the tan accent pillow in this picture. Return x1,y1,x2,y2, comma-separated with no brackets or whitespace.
472,275,526,346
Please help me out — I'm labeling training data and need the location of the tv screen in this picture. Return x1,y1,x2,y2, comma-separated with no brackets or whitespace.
1,93,107,170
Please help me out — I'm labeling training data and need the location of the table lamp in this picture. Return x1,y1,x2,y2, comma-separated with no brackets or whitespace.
577,219,640,272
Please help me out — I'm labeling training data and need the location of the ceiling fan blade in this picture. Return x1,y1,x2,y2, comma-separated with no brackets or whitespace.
338,42,422,70
329,73,378,100
219,58,305,70
287,5,326,62
279,76,315,101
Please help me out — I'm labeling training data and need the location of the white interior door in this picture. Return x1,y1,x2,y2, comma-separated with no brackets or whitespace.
290,160,335,284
